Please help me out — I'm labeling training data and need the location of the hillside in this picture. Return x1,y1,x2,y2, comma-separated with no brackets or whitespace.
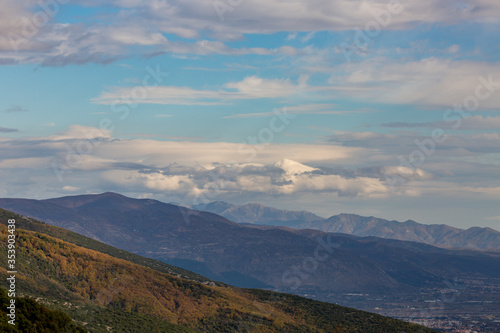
0,288,87,333
0,209,437,333
0,209,218,285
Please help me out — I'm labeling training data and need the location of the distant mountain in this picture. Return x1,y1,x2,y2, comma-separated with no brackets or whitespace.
1,193,499,298
194,201,500,250
297,214,500,250
193,201,323,227
0,209,437,333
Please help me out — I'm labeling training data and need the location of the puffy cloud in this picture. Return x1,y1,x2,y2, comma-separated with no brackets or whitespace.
0,125,396,200
100,158,394,199
0,125,499,208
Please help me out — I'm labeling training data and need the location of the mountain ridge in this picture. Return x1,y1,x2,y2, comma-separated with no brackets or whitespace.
1,193,499,297
193,201,323,227
194,201,500,250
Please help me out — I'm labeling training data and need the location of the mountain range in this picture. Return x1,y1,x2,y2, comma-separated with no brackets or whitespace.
194,201,500,250
0,208,437,332
1,192,499,297
193,201,323,227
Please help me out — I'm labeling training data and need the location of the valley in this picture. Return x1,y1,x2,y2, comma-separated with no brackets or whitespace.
1,192,499,332
0,208,437,332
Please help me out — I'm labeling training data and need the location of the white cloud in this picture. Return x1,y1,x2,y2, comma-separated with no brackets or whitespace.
0,0,39,50
48,125,112,140
102,170,194,192
225,75,305,98
101,158,393,199
0,125,380,200
0,157,50,169
130,0,500,37
92,138,358,166
2,0,500,65
93,57,500,111
270,159,391,197
328,130,500,158
62,186,80,192
407,181,500,199
224,103,353,118
327,58,500,108
381,166,433,181
0,125,499,217
93,75,306,105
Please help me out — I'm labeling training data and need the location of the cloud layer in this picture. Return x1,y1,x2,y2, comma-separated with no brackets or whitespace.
0,125,498,203
2,0,500,65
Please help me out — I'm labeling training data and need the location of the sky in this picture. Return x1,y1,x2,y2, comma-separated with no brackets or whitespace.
0,0,499,229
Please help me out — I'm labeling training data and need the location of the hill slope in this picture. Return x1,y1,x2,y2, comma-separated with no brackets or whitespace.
0,288,87,333
0,208,218,285
0,209,436,333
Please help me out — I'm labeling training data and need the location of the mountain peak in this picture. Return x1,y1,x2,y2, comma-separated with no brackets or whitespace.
42,191,129,209
275,159,317,175
99,191,124,197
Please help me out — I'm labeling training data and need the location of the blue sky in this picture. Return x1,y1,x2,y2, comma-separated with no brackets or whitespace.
1,0,500,229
